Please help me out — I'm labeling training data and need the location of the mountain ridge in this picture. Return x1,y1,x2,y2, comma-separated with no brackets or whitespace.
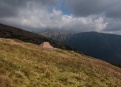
40,31,121,65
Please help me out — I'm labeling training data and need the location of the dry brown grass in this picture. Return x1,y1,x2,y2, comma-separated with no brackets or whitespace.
0,38,121,87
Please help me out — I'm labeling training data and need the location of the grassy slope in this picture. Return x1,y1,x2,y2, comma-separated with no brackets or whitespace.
0,38,121,87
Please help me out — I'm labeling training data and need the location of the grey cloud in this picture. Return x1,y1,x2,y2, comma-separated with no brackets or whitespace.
66,0,121,18
1,0,121,35
104,19,121,32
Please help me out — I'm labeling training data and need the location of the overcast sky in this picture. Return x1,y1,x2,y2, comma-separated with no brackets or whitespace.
0,0,121,34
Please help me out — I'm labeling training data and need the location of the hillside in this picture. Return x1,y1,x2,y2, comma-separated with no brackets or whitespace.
44,32,121,65
0,38,121,87
0,23,77,52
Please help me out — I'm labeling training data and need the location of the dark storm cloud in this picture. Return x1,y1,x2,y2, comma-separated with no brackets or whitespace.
0,0,58,18
0,0,21,17
106,4,121,18
66,0,121,18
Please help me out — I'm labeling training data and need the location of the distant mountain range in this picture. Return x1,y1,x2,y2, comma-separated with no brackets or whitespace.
38,29,70,38
1,23,121,66
40,30,121,65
